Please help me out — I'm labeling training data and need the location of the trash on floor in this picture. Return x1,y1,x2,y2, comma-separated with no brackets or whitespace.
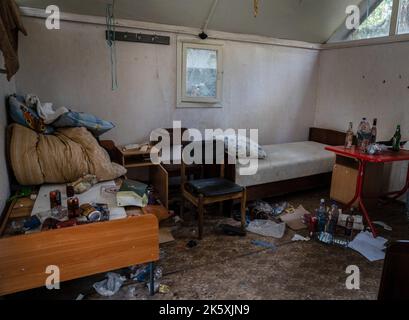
75,293,84,300
373,221,392,231
186,240,198,248
159,227,175,244
159,284,171,294
251,239,277,251
220,224,246,236
246,219,286,238
348,231,388,262
93,272,126,297
280,205,310,231
250,201,291,220
291,234,310,242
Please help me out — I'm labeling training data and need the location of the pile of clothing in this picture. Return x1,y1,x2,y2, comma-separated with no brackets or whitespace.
8,94,115,136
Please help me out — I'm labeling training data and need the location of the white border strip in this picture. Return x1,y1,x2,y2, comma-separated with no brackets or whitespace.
19,6,321,50
20,6,409,51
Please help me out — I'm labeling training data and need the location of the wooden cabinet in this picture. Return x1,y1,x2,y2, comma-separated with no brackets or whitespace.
330,155,384,207
118,146,169,209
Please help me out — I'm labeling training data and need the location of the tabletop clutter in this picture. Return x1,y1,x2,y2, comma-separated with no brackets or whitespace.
8,176,158,235
346,117,406,154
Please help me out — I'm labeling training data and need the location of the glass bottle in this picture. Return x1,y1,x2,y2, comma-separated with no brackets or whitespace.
345,122,354,149
370,118,377,144
392,125,401,152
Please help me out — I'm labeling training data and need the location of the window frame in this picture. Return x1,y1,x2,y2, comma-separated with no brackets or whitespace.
177,38,224,108
328,0,406,43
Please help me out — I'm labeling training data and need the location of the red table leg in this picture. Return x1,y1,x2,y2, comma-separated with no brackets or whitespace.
345,159,378,237
381,162,409,200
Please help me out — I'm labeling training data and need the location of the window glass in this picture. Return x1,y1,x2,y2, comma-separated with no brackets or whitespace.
347,0,393,40
185,48,217,98
397,0,409,34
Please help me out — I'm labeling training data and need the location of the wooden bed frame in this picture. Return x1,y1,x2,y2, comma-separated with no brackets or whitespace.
225,127,346,201
0,138,160,297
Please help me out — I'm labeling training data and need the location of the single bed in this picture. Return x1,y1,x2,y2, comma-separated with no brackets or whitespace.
226,127,347,201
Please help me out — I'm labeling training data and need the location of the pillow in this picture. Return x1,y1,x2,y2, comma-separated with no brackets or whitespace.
53,111,114,136
8,95,55,134
216,134,267,159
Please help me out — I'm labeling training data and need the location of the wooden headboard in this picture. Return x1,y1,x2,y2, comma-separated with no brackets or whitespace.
309,127,347,146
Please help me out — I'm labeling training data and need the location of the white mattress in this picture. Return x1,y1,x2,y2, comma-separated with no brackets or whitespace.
236,141,335,187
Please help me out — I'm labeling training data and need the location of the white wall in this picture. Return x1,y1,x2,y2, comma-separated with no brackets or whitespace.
16,17,319,146
315,42,409,195
0,64,14,214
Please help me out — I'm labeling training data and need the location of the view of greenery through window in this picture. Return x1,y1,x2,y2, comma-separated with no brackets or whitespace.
398,0,409,34
347,0,393,40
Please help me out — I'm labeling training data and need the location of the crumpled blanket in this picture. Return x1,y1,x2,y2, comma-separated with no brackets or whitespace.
25,94,69,124
9,124,127,185
0,0,27,81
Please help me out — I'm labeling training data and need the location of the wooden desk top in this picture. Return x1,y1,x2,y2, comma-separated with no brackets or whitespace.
325,145,409,163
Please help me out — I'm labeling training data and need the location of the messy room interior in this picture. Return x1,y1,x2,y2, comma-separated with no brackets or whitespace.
1,0,409,307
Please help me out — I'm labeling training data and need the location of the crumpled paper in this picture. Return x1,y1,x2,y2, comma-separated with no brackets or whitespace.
93,272,126,297
246,220,286,238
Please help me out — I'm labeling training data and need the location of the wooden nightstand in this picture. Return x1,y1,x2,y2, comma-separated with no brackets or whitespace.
117,145,169,209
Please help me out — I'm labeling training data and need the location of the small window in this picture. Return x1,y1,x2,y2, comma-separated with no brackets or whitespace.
347,0,393,41
177,41,223,108
397,0,409,34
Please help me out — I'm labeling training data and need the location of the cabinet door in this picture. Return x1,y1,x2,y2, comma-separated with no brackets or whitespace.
330,163,359,206
150,164,168,209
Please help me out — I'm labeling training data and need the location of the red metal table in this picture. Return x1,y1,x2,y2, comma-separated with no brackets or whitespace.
325,146,409,237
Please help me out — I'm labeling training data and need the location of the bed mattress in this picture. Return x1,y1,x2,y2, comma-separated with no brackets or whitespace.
236,141,335,187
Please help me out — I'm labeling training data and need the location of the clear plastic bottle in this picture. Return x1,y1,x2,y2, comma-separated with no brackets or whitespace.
317,199,327,233
357,118,371,153
370,118,377,144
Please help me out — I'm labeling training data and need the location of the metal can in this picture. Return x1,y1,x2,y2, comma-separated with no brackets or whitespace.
49,190,62,209
80,203,102,222
68,197,80,218
66,184,75,198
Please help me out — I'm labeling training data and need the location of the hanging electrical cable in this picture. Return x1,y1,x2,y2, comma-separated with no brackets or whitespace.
106,0,118,91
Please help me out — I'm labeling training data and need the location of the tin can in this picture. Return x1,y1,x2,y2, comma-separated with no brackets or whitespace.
68,197,80,218
66,184,75,198
49,190,62,209
80,203,102,222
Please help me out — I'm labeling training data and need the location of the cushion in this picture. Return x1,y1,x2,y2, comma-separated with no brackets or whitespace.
8,95,55,134
53,111,114,136
185,178,243,197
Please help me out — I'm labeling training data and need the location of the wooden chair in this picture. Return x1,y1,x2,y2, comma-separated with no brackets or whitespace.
180,141,247,239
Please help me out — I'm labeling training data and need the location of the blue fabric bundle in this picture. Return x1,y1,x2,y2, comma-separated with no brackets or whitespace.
53,112,115,136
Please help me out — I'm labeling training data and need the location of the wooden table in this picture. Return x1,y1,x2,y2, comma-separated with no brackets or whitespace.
325,146,409,237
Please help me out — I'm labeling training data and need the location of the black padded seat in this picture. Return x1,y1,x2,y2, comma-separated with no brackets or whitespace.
185,178,244,197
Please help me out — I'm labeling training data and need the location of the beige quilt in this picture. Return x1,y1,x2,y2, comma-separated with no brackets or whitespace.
9,124,127,185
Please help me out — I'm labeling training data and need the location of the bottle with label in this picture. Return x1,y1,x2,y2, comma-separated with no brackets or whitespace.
317,198,327,233
370,118,377,144
327,203,339,235
345,209,354,237
357,118,371,153
391,125,401,152
344,122,354,149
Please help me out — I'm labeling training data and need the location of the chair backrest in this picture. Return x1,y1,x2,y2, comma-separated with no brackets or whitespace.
378,241,409,300
181,139,226,187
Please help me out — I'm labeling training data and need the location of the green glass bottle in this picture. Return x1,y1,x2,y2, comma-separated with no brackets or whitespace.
392,125,401,152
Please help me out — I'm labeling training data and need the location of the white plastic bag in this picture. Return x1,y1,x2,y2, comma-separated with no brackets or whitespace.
246,220,286,238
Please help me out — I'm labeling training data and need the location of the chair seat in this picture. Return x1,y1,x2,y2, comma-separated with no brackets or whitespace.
185,178,244,197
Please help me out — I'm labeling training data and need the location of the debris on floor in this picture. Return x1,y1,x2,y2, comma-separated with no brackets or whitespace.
291,234,310,242
348,231,388,262
246,219,286,238
93,272,126,297
251,239,277,251
219,224,246,236
373,221,392,231
280,205,310,231
186,240,198,248
159,284,171,294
